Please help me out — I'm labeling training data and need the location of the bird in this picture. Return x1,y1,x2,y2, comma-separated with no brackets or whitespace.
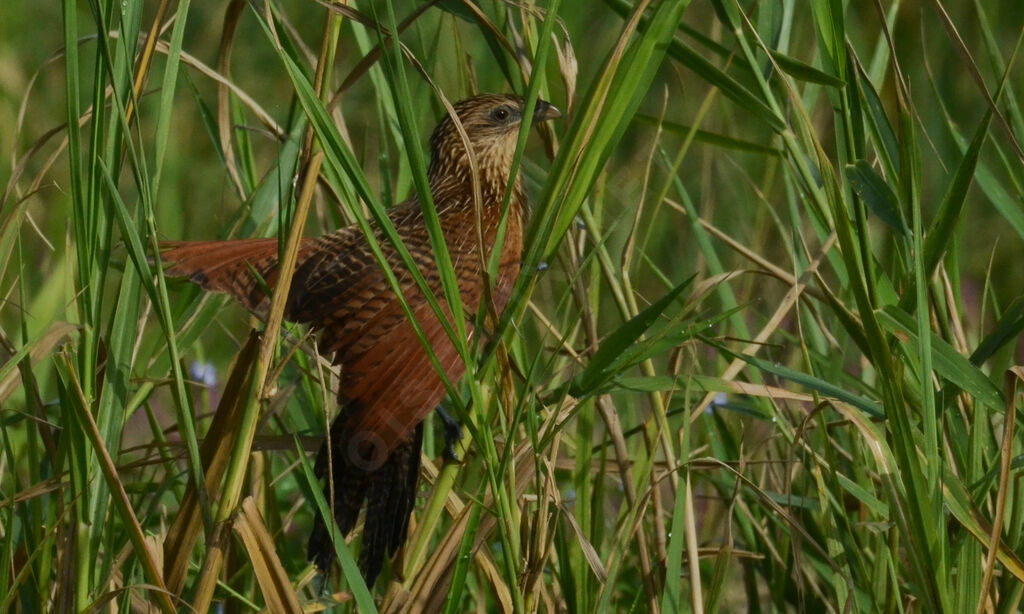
160,93,561,587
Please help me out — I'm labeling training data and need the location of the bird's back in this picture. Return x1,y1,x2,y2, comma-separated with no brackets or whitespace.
162,193,524,451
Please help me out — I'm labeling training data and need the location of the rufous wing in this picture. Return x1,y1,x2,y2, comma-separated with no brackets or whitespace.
160,238,315,311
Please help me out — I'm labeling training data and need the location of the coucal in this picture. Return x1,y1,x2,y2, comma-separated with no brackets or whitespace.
161,94,561,586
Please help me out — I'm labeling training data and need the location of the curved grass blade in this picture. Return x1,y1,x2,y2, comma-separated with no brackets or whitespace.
568,276,692,397
705,339,885,418
769,49,846,87
846,160,906,235
877,306,1004,411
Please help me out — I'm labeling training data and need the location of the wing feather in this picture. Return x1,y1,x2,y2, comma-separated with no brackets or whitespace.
161,237,316,311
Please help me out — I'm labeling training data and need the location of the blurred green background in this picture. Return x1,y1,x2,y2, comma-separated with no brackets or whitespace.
3,1,1024,612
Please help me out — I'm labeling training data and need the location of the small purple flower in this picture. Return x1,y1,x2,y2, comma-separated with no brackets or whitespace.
189,361,218,387
705,392,727,414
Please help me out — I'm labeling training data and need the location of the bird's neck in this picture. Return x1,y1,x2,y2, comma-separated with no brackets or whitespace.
427,161,525,210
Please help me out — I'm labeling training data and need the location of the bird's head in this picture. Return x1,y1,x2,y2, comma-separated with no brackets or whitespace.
428,94,561,195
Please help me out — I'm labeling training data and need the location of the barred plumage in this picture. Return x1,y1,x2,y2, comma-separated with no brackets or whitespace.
161,94,560,587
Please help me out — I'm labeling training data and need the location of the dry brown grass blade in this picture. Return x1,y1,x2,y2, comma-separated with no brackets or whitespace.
387,457,510,612
59,353,176,614
400,442,539,614
162,329,260,594
566,210,662,609
190,153,322,613
664,196,828,303
0,484,75,613
124,0,171,124
521,451,562,605
975,366,1024,613
234,497,303,614
82,583,177,614
687,232,838,422
1,475,63,509
557,501,607,583
552,32,577,111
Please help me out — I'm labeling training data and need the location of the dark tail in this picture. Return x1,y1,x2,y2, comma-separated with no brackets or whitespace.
307,416,423,587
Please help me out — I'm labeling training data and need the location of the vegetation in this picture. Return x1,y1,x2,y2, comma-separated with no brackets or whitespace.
2,0,1024,611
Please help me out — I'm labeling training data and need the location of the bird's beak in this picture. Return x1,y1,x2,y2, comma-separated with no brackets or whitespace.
533,99,562,123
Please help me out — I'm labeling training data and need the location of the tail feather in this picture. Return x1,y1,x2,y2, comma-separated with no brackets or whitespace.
359,424,423,584
307,414,423,587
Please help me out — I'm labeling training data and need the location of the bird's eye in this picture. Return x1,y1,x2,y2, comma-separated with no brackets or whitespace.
492,107,511,122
